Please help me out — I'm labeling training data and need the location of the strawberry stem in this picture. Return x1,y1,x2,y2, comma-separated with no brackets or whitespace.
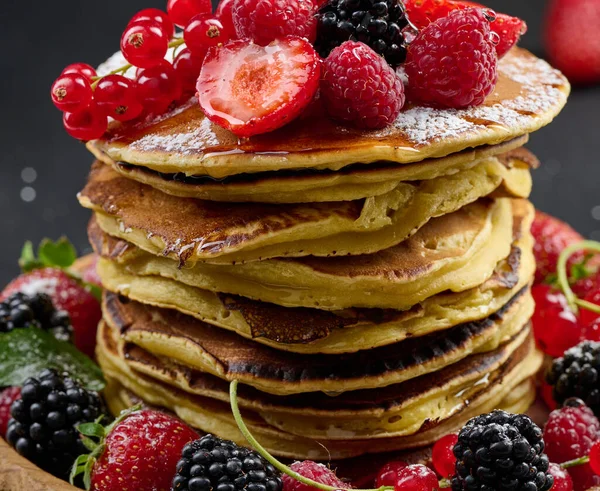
557,241,600,314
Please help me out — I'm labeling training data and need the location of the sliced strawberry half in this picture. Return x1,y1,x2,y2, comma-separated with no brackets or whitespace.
405,0,527,58
197,36,321,138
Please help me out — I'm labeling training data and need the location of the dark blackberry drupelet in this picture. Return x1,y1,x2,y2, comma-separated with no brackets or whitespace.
452,410,553,491
0,292,73,342
172,434,283,491
315,0,412,67
5,369,107,480
546,341,600,415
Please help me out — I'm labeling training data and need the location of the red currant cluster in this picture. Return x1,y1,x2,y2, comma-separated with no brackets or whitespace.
51,1,235,141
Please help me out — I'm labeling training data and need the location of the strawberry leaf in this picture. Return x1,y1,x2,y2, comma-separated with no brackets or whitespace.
0,329,105,391
37,237,78,269
19,241,44,273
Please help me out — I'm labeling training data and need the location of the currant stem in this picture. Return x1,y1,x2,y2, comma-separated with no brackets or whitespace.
560,456,590,469
556,240,600,314
439,478,452,488
229,380,393,491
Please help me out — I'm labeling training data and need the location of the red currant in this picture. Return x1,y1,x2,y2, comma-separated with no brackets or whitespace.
173,48,205,95
94,75,144,122
532,284,584,357
136,62,183,114
167,0,213,28
580,288,600,327
584,318,600,342
215,0,236,37
184,14,233,57
61,63,97,83
548,463,573,491
395,465,439,491
121,22,169,69
432,434,458,478
590,441,600,475
540,380,558,411
375,461,408,488
130,8,175,37
63,102,108,141
51,73,93,112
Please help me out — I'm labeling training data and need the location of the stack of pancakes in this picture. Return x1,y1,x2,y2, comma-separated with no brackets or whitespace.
79,48,569,461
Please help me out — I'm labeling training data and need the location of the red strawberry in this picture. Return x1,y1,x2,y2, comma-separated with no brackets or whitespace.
546,0,600,85
531,210,584,285
0,387,21,437
404,0,527,58
1,268,101,359
83,410,198,491
197,37,321,137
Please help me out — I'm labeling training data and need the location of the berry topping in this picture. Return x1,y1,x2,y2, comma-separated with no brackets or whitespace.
231,0,318,46
405,8,498,109
51,73,93,113
216,0,237,37
590,441,600,475
432,434,458,479
548,463,574,491
452,410,553,491
173,434,283,491
62,103,108,141
0,387,21,437
395,465,439,491
404,0,527,58
282,461,348,491
94,74,144,122
197,37,321,137
174,48,206,95
532,284,583,358
547,342,600,414
321,40,405,129
168,0,213,28
2,268,102,359
184,13,234,58
532,210,584,285
543,399,600,491
120,21,170,69
580,288,600,328
0,291,73,343
81,410,198,491
136,62,183,115
61,63,97,83
375,461,408,488
315,0,411,68
130,8,175,37
6,369,107,480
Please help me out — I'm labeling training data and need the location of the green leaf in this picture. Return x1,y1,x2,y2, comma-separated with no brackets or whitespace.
37,237,78,269
78,422,106,439
0,329,105,391
19,241,43,273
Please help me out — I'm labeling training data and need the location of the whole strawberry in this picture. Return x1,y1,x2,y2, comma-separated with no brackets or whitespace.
2,268,101,359
404,8,498,109
74,409,198,491
531,210,584,285
320,41,405,129
546,0,600,85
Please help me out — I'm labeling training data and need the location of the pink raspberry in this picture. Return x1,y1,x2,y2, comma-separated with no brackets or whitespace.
405,8,498,109
231,0,317,45
282,461,350,491
544,400,600,491
321,41,405,130
0,387,21,437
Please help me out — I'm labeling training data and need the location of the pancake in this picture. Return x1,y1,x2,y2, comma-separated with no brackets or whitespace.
88,48,568,180
97,322,540,459
89,199,516,310
93,202,534,354
101,286,533,395
100,137,532,204
79,152,530,263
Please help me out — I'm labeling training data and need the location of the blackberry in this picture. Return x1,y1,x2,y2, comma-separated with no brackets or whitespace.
172,434,283,491
546,340,600,415
452,410,553,491
5,369,107,480
0,291,73,342
315,0,412,67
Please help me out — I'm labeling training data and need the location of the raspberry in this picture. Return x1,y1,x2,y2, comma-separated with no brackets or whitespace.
320,40,405,129
282,461,349,491
231,0,317,46
405,8,498,109
543,400,600,491
0,387,21,437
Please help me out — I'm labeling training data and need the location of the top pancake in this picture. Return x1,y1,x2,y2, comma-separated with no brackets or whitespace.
88,48,568,179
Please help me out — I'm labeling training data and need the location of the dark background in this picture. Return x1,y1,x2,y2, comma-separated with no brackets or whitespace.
1,0,598,285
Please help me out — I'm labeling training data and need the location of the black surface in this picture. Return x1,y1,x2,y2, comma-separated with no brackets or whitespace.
1,0,599,286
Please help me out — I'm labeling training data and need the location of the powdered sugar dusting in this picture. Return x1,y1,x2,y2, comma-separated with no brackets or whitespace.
17,278,59,298
130,117,219,154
